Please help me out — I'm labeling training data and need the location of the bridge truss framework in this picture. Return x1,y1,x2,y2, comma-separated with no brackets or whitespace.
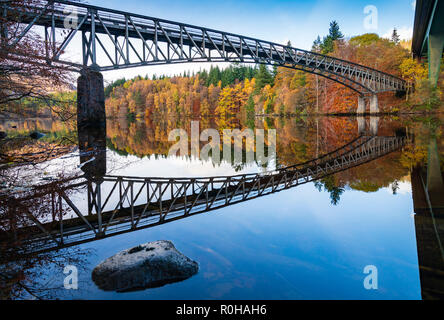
1,0,407,96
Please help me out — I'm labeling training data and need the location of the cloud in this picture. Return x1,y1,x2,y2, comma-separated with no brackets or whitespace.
382,26,413,40
412,1,416,10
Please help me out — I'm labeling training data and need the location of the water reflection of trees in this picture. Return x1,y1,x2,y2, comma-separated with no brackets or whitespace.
0,177,91,300
0,246,90,300
107,115,436,204
0,118,77,169
106,117,276,172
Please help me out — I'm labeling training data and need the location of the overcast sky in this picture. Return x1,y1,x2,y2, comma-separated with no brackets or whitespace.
80,0,416,83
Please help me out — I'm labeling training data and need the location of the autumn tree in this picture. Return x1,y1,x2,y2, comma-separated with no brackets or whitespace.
0,0,73,108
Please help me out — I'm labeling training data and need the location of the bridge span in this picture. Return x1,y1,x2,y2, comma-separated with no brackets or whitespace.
1,0,407,122
0,134,407,257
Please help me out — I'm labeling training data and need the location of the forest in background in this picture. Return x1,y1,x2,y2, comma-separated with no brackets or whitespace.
2,21,443,119
105,22,444,120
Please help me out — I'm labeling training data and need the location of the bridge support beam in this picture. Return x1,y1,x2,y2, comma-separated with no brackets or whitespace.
427,0,444,87
77,68,106,127
369,94,379,114
357,96,365,114
428,33,444,87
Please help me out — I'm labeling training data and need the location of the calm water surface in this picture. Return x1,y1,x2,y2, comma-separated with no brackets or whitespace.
1,115,443,300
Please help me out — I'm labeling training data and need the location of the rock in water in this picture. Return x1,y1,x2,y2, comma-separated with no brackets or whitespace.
29,131,45,140
92,240,198,292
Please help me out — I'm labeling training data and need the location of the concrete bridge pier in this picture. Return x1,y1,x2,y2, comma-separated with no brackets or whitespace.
357,96,365,114
77,67,106,128
369,94,379,114
357,94,379,115
428,33,444,87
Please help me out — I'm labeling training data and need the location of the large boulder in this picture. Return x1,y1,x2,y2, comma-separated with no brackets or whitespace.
92,240,198,292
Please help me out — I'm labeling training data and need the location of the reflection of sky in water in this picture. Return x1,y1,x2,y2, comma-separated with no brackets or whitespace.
37,175,420,300
105,150,268,178
56,149,277,216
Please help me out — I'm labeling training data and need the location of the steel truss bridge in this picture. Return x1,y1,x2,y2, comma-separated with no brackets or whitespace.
0,135,407,256
2,0,407,96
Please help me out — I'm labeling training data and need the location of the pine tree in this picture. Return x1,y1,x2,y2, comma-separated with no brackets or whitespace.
254,64,274,94
320,21,344,54
328,21,344,41
391,28,400,44
312,36,322,52
245,95,255,118
207,66,221,86
199,69,209,84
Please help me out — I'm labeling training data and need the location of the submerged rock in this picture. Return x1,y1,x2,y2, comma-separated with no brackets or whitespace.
92,240,198,292
29,131,45,140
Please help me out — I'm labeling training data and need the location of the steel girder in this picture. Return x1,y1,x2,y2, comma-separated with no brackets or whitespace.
0,135,407,256
2,0,407,95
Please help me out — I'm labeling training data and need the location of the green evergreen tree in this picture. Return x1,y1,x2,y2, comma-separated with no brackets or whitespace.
312,36,322,52
207,66,221,86
104,78,126,98
254,64,274,93
391,28,400,44
199,69,209,83
245,95,255,119
328,20,344,41
320,21,344,54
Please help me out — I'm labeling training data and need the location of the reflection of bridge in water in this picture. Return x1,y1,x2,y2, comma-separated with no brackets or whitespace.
0,134,407,255
411,135,444,299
